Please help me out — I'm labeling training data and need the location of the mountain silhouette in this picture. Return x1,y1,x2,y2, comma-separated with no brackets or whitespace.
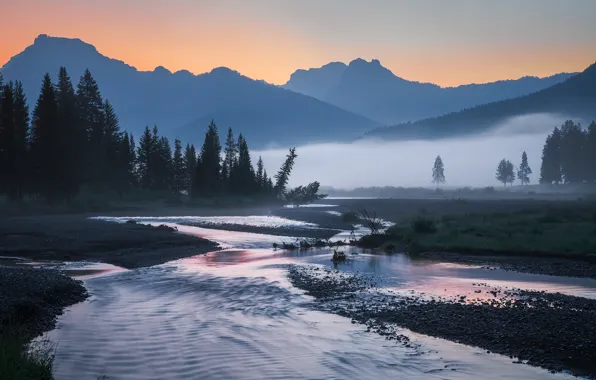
0,34,378,148
284,58,575,124
365,62,596,140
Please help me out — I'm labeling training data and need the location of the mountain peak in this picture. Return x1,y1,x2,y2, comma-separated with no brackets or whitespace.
154,66,172,75
31,34,98,53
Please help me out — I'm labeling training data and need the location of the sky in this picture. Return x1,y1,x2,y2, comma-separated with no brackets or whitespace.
1,0,595,86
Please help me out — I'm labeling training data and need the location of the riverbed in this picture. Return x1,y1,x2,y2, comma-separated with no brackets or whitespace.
18,213,591,380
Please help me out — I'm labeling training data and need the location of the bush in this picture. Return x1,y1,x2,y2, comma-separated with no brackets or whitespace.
341,211,360,224
410,216,438,234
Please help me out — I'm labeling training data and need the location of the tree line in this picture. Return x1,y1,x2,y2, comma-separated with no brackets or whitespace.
0,68,324,204
431,119,596,188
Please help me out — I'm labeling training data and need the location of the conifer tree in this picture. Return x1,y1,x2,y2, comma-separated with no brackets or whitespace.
184,144,197,193
196,120,221,196
56,67,84,197
30,74,60,200
222,127,237,182
432,155,445,188
274,147,297,197
137,126,155,189
496,159,515,186
0,82,15,198
256,156,264,192
559,120,586,183
12,81,30,199
539,127,562,184
517,151,532,185
230,134,255,194
103,99,123,189
172,138,185,193
587,121,596,182
156,136,173,191
77,69,104,184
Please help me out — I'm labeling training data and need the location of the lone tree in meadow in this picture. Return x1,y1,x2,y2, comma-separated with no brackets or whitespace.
517,151,532,186
496,159,515,186
432,155,445,188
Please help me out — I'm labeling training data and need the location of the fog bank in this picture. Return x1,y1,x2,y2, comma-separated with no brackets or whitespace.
255,113,579,189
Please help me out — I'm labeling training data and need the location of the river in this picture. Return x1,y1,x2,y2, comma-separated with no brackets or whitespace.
41,214,596,379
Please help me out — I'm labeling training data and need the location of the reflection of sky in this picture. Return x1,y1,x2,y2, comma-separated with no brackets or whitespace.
91,215,319,228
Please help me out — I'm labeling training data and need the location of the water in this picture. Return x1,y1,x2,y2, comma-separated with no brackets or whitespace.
41,215,594,379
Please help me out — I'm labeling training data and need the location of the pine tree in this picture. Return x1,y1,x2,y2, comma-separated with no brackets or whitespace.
76,69,104,185
155,136,173,191
103,99,122,189
172,138,185,193
517,151,532,185
539,127,562,184
222,127,237,181
432,155,445,188
587,121,596,183
184,144,197,194
559,120,586,183
30,74,60,200
0,82,15,198
12,81,30,199
0,74,4,196
496,159,511,187
256,156,264,192
116,133,136,192
137,126,155,189
230,134,255,194
56,67,83,197
274,147,297,197
195,120,221,196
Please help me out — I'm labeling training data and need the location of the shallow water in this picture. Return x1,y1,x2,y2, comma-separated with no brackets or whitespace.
43,216,592,379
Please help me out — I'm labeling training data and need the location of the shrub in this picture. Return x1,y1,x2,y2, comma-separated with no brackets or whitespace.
410,216,438,234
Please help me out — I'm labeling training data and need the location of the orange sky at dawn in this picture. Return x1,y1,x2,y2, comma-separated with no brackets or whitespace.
2,0,595,86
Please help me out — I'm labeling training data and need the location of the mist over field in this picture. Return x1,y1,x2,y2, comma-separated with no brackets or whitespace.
256,113,577,189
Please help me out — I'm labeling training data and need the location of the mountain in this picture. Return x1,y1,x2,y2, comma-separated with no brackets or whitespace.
283,58,576,124
365,62,596,140
0,34,378,148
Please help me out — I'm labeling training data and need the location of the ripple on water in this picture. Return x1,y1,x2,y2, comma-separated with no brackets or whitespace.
44,220,586,379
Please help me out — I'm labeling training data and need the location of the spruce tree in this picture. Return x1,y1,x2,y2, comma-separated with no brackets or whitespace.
156,136,173,191
30,74,60,200
56,67,84,197
559,120,586,183
230,134,255,194
172,138,185,193
103,99,122,189
197,120,221,196
222,127,237,181
587,121,596,182
77,69,104,185
0,82,15,198
432,155,445,188
0,75,5,196
12,81,30,199
274,147,297,197
137,126,155,189
539,127,562,184
517,151,532,185
496,159,509,186
184,144,197,194
256,156,264,192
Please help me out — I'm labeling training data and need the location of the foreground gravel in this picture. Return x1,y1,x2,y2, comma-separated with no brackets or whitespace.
288,265,596,378
0,266,88,341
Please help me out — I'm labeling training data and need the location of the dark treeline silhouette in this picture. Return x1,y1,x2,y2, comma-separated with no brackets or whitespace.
0,68,324,204
540,120,596,184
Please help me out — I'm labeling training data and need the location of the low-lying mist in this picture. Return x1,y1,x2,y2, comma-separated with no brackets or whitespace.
255,113,579,189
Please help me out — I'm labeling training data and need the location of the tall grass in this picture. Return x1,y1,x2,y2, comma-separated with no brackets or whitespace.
0,334,55,380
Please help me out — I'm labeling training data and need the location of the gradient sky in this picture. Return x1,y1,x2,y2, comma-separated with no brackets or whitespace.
2,0,595,86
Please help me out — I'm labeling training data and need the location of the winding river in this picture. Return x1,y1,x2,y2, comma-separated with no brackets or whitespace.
40,215,596,379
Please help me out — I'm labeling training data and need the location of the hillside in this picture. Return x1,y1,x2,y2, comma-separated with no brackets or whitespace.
284,58,575,124
0,34,378,148
365,62,596,140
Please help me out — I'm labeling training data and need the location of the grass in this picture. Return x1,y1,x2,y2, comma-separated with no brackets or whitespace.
0,330,55,380
365,206,596,260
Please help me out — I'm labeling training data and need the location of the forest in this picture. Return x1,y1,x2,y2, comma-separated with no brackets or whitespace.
0,68,325,206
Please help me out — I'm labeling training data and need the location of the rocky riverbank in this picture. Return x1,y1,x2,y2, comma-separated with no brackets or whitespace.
0,266,88,342
288,265,596,378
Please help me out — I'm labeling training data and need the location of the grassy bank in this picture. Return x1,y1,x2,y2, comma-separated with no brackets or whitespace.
0,331,54,380
359,204,596,261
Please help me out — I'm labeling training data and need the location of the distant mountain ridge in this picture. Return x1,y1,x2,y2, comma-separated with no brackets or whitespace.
365,62,596,140
0,34,378,148
284,58,576,124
